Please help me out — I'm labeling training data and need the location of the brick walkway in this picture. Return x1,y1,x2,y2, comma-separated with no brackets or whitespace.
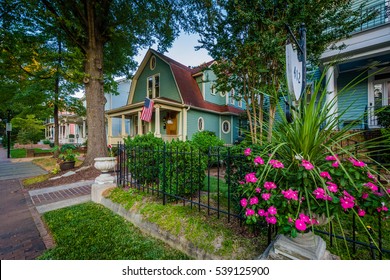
29,181,93,214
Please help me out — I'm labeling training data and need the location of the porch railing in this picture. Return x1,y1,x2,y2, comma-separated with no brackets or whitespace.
354,2,389,33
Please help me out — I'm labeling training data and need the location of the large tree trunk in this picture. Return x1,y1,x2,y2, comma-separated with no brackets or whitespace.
83,4,107,166
83,43,107,166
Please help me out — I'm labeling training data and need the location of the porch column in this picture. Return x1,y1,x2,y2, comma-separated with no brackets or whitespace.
137,111,142,135
82,118,86,138
178,110,183,141
326,66,338,127
155,105,161,137
182,108,187,141
107,116,112,138
121,115,126,137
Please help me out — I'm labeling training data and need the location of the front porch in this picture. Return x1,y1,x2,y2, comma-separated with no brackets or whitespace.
106,102,188,145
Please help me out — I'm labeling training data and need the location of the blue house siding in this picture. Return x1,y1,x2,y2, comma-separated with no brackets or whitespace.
187,110,220,141
337,71,368,128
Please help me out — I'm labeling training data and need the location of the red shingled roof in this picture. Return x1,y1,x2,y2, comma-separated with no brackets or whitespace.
153,50,243,115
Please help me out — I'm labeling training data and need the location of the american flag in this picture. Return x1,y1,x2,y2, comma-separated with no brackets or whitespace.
140,98,154,122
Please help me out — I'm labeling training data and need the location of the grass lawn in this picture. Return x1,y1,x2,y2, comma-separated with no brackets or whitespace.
39,202,191,260
10,148,26,158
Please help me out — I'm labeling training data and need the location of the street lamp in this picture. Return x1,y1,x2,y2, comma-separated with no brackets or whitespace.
6,110,11,158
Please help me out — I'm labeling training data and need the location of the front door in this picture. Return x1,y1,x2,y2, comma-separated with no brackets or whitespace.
166,112,177,136
369,79,390,127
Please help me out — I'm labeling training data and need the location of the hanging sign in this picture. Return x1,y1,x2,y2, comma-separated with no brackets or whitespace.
286,43,303,101
6,123,12,132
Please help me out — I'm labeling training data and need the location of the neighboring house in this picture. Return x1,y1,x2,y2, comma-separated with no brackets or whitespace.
44,79,130,145
44,111,87,145
320,0,390,129
106,49,245,145
105,78,132,138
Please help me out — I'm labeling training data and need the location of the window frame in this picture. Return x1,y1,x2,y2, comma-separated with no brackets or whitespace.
198,117,204,132
221,120,230,134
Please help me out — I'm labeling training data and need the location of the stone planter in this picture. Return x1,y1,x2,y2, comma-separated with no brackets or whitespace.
260,231,338,260
94,157,117,185
94,157,117,173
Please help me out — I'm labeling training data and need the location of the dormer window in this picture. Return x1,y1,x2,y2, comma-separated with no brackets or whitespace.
147,74,160,98
229,89,235,105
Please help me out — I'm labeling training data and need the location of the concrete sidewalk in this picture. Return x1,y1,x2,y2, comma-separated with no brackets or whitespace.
0,146,94,259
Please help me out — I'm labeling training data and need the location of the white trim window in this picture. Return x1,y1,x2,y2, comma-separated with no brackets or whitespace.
238,99,242,107
222,120,230,134
147,74,160,98
229,89,235,105
210,84,216,95
198,117,204,131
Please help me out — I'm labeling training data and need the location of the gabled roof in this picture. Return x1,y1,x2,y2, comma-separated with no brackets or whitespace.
151,50,243,115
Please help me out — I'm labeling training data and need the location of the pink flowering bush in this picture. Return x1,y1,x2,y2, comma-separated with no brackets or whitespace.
238,148,390,238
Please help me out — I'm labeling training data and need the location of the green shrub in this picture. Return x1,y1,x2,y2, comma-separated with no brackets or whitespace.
377,105,390,128
191,130,224,154
42,139,51,145
161,140,207,197
60,144,76,153
124,133,164,186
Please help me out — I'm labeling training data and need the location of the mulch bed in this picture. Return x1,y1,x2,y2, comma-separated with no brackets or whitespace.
24,166,102,190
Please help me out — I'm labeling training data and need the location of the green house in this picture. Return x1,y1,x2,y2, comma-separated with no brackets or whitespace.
106,49,245,145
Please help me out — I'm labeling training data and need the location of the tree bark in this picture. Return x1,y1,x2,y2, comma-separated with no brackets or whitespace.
82,3,107,166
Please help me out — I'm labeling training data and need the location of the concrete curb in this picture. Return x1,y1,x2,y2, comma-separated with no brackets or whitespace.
29,180,95,196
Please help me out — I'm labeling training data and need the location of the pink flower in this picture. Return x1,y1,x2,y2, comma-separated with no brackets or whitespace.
362,193,369,199
264,181,277,190
367,172,377,182
349,157,365,167
240,198,248,208
320,171,332,180
326,155,338,161
255,187,261,193
261,193,271,201
268,206,277,216
313,188,326,200
266,216,277,224
254,156,264,165
358,208,366,217
239,181,244,185
364,182,378,192
332,161,339,168
244,148,251,156
249,196,259,205
295,219,307,231
288,217,293,223
326,182,338,193
340,197,355,211
269,159,284,168
245,172,257,183
245,208,255,216
387,189,390,194
299,213,310,223
301,159,314,170
281,189,299,200
258,209,266,216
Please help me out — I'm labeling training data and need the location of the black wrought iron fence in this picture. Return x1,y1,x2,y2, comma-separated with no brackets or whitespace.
116,142,389,259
